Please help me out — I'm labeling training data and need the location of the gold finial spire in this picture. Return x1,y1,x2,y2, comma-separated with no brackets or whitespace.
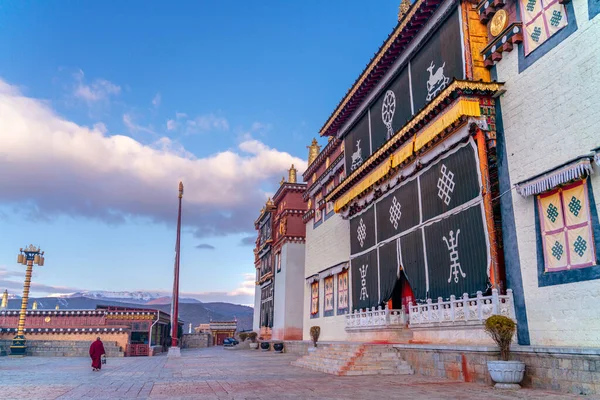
398,0,411,21
288,164,297,183
178,181,184,199
32,300,38,310
280,176,285,186
307,138,321,166
1,290,7,309
266,197,274,207
55,304,60,310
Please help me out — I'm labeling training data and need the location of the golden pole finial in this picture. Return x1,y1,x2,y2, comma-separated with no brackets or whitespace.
266,197,274,207
55,304,59,310
307,138,321,166
32,301,38,310
178,181,184,199
1,289,7,309
280,176,285,186
398,0,411,21
288,164,297,183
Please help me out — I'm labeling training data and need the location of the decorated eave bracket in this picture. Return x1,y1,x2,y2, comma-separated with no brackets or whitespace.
477,0,506,23
482,23,523,68
515,155,595,197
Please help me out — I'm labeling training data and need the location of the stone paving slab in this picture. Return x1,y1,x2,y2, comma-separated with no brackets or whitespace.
0,347,597,399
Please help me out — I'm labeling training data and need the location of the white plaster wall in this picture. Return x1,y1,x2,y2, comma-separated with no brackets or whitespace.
272,242,305,339
303,214,351,341
495,0,600,347
252,275,261,333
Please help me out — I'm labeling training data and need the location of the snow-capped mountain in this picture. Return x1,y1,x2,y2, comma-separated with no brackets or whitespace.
47,290,200,304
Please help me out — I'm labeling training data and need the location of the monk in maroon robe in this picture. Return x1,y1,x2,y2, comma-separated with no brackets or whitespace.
89,337,106,371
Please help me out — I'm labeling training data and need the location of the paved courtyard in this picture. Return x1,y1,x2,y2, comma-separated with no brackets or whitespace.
0,347,596,399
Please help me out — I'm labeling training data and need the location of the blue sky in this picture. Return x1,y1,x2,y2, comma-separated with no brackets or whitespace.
0,1,400,305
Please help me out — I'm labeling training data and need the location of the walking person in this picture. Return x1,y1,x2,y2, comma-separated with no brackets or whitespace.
89,337,106,371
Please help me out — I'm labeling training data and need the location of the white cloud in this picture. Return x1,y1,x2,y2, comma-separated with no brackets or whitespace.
73,70,120,103
152,93,161,108
93,122,107,134
175,112,187,119
0,78,306,237
187,113,229,133
251,121,272,132
228,273,255,297
123,113,156,136
166,119,177,131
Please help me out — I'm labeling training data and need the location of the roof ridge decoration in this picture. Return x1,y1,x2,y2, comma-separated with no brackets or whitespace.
319,0,433,137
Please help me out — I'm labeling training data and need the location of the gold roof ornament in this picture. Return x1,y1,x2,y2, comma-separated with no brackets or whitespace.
55,304,60,310
307,138,321,166
1,289,8,309
288,164,297,183
280,176,285,186
32,301,38,310
398,0,411,22
266,197,274,207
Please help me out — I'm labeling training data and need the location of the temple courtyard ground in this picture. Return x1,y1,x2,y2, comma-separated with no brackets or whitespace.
0,347,597,400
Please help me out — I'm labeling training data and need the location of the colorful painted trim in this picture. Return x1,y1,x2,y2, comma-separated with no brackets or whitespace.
515,156,594,196
0,327,125,333
482,23,524,68
477,0,506,23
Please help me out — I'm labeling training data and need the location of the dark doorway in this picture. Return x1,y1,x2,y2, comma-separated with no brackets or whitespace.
388,271,415,311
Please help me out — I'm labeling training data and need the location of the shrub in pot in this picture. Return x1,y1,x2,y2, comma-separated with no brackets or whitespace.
273,342,284,353
260,341,270,351
247,332,258,349
484,315,525,389
310,326,320,348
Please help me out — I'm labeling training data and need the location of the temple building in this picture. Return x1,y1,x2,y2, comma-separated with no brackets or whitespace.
302,0,508,345
302,137,351,341
0,305,182,356
252,165,307,340
479,0,600,347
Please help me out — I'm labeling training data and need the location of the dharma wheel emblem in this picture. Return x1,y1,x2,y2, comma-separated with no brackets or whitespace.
490,9,508,37
381,90,396,139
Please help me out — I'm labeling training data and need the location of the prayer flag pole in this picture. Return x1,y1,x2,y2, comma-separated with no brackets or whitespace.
168,181,184,357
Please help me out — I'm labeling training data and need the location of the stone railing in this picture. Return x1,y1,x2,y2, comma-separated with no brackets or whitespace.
408,289,515,327
345,305,407,330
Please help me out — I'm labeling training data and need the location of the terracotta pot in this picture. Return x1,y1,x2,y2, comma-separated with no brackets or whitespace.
487,360,526,389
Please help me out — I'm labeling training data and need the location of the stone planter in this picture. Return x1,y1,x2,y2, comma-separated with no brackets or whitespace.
249,342,258,350
260,342,270,351
273,343,284,353
487,360,526,389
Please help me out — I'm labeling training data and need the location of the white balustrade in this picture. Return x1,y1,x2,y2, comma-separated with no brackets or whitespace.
407,289,515,327
345,304,407,330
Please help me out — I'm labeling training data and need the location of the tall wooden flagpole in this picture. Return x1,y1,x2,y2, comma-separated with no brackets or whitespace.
168,181,183,357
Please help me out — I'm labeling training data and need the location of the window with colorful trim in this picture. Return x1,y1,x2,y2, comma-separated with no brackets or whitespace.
276,252,281,273
519,0,568,55
325,181,335,216
310,281,319,318
324,276,334,317
537,179,597,272
314,193,323,225
337,271,349,314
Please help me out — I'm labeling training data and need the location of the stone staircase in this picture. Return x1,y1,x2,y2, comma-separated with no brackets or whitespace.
0,340,124,357
291,343,414,376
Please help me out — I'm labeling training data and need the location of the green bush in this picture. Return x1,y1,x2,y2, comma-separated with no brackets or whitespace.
310,326,321,347
247,332,258,343
484,315,516,361
238,332,248,342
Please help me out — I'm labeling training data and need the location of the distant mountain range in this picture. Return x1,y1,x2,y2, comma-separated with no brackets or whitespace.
3,291,254,331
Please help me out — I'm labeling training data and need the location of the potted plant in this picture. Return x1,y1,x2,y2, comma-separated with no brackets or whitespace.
310,326,320,349
260,341,270,351
484,315,525,389
248,332,258,349
273,342,284,353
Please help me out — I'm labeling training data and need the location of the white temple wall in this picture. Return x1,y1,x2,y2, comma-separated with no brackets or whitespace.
303,213,351,341
495,0,600,347
273,242,305,340
252,276,261,333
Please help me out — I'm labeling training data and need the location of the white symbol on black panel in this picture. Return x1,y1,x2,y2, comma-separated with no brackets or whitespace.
357,218,367,248
437,164,455,206
359,264,369,300
443,229,466,283
426,61,450,101
389,196,402,230
381,90,396,139
351,140,363,171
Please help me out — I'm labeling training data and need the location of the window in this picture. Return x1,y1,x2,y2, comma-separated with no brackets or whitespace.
537,179,596,271
324,276,334,317
314,193,323,225
310,281,319,318
325,181,335,216
337,271,349,314
520,0,568,55
276,252,281,273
